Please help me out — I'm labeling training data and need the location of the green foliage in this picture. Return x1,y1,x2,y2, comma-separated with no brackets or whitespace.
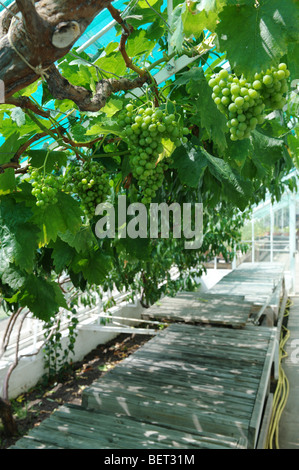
43,312,79,382
216,0,299,78
0,0,298,327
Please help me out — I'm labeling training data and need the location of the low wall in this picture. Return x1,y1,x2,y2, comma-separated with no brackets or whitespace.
0,300,145,400
0,269,230,400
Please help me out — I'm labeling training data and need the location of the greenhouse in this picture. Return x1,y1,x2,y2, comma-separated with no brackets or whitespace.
0,0,299,452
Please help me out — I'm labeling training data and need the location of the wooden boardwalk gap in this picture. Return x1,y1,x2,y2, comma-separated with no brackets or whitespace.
11,263,282,450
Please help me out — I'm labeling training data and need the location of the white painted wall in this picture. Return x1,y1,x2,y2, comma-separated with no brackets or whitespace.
0,269,230,399
0,300,145,399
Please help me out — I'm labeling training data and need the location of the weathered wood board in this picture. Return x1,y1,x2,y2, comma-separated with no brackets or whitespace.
10,263,281,450
10,403,247,449
82,323,277,449
11,322,276,449
142,292,253,328
208,263,285,308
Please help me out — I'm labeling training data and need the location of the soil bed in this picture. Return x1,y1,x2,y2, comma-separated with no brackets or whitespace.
0,333,152,449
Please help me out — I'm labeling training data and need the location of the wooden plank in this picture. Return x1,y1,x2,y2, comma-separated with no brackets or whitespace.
143,293,253,328
11,404,247,449
82,323,276,446
82,384,251,438
256,393,274,449
248,328,277,448
208,263,285,310
12,268,280,451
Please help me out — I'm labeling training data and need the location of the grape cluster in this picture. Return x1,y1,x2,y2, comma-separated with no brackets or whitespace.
64,160,110,218
258,63,289,110
208,63,290,141
28,166,63,208
209,69,266,141
121,103,189,204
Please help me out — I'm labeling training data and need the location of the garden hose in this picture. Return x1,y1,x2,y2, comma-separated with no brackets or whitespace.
265,299,292,449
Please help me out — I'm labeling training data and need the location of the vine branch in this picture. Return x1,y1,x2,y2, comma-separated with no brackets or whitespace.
46,63,149,112
107,3,149,81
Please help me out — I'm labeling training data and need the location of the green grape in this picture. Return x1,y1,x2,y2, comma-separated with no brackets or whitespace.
122,101,189,203
208,62,290,140
63,160,110,218
28,166,63,208
263,74,273,86
234,96,244,108
259,63,290,110
219,69,229,80
253,80,262,90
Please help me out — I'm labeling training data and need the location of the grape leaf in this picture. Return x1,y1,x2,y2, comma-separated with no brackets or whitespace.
251,130,289,166
170,4,185,53
176,68,227,151
58,226,97,253
126,29,155,57
50,238,76,273
117,237,151,261
86,118,122,137
172,142,252,208
32,191,84,245
146,17,165,41
1,264,27,290
288,43,299,81
171,142,207,188
203,149,252,201
94,53,127,78
101,97,124,117
224,137,254,167
26,149,67,172
216,0,299,78
126,0,163,28
71,249,112,285
0,168,16,194
193,72,227,152
19,275,67,320
0,132,21,164
182,0,223,37
0,198,39,272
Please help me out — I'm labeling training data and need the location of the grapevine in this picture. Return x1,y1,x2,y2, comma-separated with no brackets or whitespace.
28,166,63,208
121,102,189,204
64,160,110,218
208,63,290,141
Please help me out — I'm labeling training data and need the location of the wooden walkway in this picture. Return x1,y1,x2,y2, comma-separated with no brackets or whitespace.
10,403,247,449
142,293,253,328
11,323,276,449
208,263,285,321
10,263,285,450
82,323,277,449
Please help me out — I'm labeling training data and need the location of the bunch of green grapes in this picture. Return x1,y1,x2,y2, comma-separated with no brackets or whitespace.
256,63,290,110
208,63,290,141
64,160,110,217
28,166,63,208
121,103,189,203
209,69,266,141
